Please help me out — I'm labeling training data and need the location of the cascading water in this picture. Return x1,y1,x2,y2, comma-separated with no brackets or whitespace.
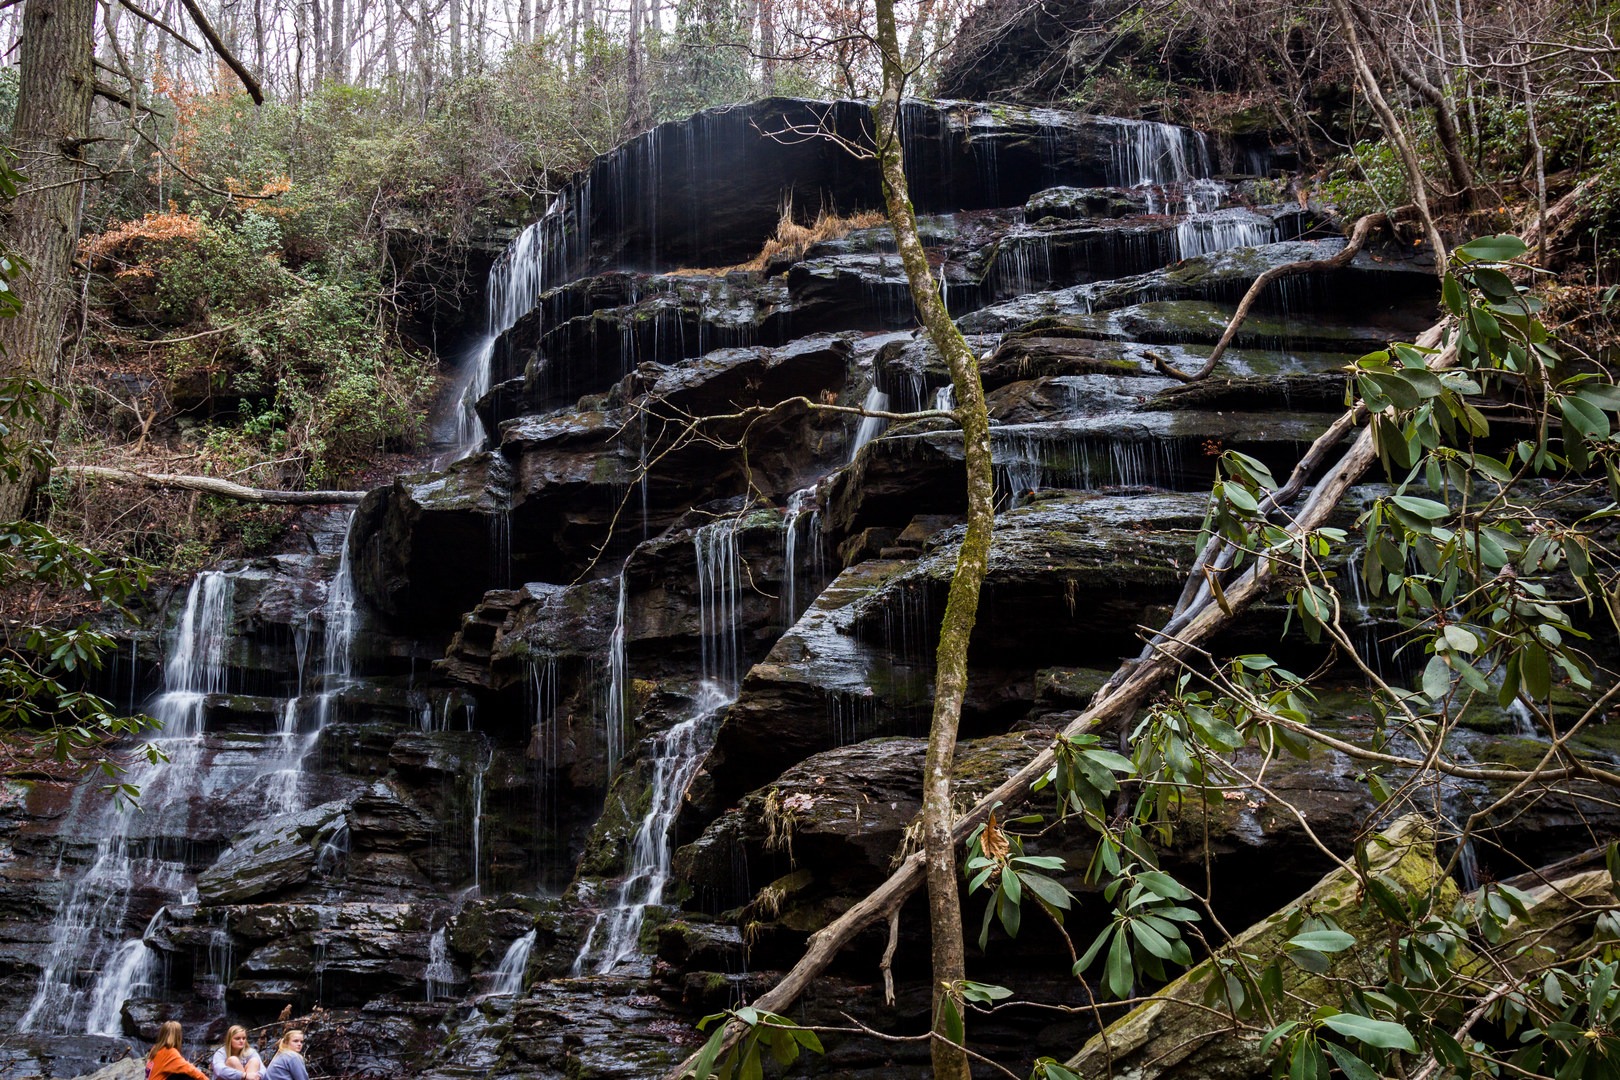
316,512,361,729
573,520,743,974
446,194,589,459
21,572,233,1034
850,386,890,463
572,683,732,976
781,488,821,628
489,929,537,995
604,568,631,780
259,697,305,816
470,749,489,894
1110,118,1209,188
1175,210,1279,260
694,520,742,692
425,927,454,1002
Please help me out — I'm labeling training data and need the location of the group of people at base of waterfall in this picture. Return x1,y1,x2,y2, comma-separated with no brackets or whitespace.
146,1021,308,1080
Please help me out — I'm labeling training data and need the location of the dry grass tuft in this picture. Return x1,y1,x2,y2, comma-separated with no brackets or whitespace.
669,204,887,277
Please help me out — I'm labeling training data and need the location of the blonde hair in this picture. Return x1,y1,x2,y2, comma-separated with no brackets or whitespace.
277,1030,304,1053
149,1021,184,1060
222,1025,249,1052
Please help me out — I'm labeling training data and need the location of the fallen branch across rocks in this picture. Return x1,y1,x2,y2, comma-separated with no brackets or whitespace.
59,465,367,504
1150,209,1403,384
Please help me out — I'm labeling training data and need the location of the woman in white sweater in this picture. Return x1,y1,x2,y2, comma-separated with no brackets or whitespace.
211,1026,264,1080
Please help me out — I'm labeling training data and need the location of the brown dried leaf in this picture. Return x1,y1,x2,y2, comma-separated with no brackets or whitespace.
982,810,1011,862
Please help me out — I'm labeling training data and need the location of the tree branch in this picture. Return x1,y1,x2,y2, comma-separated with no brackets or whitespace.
174,0,265,103
115,0,202,52
1150,209,1397,383
60,465,365,504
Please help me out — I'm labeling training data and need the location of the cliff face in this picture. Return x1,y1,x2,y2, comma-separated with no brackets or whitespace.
7,98,1602,1080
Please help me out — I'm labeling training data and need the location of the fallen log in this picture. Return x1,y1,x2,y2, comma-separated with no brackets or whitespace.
59,465,367,505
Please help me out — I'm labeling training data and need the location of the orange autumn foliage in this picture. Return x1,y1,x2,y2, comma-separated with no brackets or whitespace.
80,210,205,277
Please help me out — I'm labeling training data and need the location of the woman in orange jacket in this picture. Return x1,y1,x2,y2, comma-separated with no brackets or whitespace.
146,1021,209,1080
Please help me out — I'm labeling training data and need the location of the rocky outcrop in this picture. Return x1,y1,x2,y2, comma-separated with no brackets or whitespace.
20,96,1609,1080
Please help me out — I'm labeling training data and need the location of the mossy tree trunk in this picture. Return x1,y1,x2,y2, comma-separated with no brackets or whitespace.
870,4,994,1077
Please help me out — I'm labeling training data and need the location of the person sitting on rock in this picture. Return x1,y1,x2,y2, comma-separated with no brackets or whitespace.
147,1021,209,1080
261,1029,308,1080
211,1025,264,1080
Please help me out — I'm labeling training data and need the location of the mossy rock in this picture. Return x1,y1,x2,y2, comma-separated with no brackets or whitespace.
1066,816,1456,1080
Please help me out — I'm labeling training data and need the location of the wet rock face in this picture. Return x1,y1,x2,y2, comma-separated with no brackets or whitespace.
11,98,1551,1080
545,98,1189,278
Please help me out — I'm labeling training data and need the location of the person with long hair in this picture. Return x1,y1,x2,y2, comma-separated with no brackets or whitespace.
211,1025,263,1080
146,1021,209,1080
261,1030,307,1080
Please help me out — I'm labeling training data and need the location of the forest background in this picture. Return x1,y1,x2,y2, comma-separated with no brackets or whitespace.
3,0,1618,579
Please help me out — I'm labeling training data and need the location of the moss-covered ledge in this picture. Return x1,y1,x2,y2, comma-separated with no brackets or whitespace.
1066,815,1454,1080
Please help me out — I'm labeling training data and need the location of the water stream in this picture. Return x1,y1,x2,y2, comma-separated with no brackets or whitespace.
572,518,745,975
20,571,233,1034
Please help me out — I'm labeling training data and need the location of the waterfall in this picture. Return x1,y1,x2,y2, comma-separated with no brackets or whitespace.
850,386,890,462
20,571,234,1034
83,914,163,1034
1508,699,1540,738
448,196,586,458
259,697,305,816
425,927,454,1002
316,512,361,729
574,521,744,974
1110,119,1209,188
992,230,1054,299
470,750,489,894
781,488,818,629
1175,210,1278,259
490,929,536,995
447,336,496,459
573,683,733,975
604,568,631,779
695,518,742,692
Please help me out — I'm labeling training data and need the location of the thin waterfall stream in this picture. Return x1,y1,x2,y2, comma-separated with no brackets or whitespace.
572,519,744,975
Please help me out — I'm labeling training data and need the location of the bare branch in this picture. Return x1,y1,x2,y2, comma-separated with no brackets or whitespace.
60,465,366,504
175,0,266,103
115,0,202,52
1150,209,1401,383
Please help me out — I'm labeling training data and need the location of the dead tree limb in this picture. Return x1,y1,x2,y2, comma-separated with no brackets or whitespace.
60,465,365,504
115,0,202,52
173,0,265,103
1151,211,1394,383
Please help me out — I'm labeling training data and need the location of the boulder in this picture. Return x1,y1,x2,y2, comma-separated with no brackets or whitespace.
194,800,348,904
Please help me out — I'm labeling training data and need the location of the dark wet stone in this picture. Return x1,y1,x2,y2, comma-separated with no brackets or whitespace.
195,800,348,904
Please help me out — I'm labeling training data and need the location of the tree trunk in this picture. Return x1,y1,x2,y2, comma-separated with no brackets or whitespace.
253,0,266,84
1346,0,1473,204
625,0,646,133
59,466,366,503
756,0,775,93
873,3,991,1076
1327,0,1446,265
0,0,96,521
329,0,345,80
448,0,461,80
